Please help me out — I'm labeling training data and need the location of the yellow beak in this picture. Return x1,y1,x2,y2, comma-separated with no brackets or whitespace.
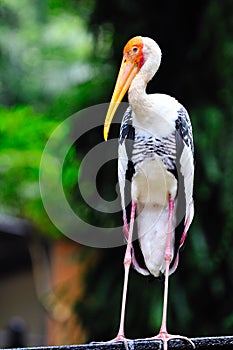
104,58,139,141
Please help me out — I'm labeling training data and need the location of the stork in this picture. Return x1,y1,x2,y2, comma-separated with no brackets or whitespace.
103,36,194,350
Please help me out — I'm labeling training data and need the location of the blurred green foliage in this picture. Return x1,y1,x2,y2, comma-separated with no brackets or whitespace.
0,0,113,233
1,0,233,345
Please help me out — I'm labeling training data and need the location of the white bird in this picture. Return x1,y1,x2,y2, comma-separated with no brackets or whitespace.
103,36,195,350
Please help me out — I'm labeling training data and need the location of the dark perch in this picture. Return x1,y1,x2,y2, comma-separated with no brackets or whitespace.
2,336,233,350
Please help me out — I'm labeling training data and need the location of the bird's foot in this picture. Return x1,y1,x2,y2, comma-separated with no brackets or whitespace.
91,334,132,350
142,331,195,350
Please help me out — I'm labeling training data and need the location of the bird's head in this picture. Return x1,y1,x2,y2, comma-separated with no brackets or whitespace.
104,36,161,140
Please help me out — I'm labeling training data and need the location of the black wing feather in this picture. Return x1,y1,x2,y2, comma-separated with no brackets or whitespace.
170,107,194,273
118,107,150,276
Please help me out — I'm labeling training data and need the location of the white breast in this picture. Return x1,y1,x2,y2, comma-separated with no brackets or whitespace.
131,157,177,205
131,93,182,138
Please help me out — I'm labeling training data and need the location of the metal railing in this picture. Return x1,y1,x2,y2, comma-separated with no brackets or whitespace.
1,336,233,350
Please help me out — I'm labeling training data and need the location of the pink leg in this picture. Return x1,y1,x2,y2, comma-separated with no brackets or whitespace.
92,203,136,346
123,210,129,240
114,201,136,341
158,197,174,336
152,197,195,350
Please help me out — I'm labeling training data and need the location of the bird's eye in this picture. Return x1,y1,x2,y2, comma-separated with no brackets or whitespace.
132,47,138,53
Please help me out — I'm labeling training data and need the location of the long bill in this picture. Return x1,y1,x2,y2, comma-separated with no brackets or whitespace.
103,58,139,141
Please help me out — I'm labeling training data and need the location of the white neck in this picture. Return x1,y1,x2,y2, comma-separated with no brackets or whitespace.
126,38,180,137
128,54,159,122
128,37,161,112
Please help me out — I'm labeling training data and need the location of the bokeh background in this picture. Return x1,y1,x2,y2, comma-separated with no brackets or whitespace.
0,0,233,347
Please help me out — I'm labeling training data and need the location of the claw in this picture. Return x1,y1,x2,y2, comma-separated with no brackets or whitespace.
134,332,195,350
91,335,133,350
144,332,195,350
